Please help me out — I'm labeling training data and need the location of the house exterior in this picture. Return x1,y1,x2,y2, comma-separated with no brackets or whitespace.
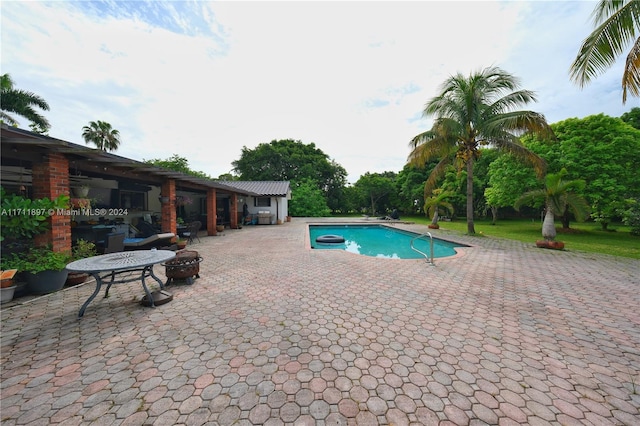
221,181,291,225
0,124,290,253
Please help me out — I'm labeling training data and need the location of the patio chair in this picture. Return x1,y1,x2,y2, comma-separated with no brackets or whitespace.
124,233,176,251
183,221,201,244
103,232,125,254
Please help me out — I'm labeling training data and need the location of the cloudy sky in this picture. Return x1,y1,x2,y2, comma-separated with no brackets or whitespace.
2,1,637,182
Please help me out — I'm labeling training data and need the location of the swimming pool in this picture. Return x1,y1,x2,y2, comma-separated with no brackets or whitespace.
309,224,466,259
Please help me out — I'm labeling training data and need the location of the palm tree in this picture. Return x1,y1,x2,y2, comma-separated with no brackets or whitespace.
570,0,640,103
424,189,454,228
408,66,553,234
514,169,590,241
0,73,50,131
82,120,121,152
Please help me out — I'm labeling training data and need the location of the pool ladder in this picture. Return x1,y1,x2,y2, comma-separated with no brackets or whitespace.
410,232,435,265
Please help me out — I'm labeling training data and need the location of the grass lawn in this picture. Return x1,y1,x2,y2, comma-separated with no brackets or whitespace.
404,216,640,260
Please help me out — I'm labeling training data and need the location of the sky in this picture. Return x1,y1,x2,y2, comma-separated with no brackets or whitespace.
2,1,638,182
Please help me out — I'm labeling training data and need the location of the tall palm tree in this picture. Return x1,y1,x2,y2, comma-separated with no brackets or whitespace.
570,0,640,103
408,66,553,234
514,169,590,241
0,73,51,131
82,120,121,152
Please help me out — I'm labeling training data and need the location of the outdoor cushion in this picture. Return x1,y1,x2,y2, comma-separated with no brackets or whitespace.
124,232,175,247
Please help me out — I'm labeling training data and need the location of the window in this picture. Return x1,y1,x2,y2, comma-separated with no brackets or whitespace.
119,191,146,210
255,197,271,207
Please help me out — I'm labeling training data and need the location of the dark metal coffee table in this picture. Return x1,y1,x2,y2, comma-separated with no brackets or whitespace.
66,249,176,317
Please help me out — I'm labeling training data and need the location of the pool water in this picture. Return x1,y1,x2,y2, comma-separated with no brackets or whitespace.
309,224,465,259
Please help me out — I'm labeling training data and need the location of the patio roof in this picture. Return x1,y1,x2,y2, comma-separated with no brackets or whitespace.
0,124,259,196
220,180,291,197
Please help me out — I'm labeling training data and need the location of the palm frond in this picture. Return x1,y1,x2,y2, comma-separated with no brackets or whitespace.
564,192,591,222
0,111,19,126
491,137,547,178
423,158,453,198
623,37,640,101
484,111,555,140
514,189,546,210
570,0,640,87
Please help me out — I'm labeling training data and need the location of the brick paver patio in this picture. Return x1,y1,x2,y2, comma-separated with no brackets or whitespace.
1,218,639,425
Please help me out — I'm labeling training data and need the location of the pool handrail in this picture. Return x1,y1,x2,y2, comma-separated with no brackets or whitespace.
410,232,435,265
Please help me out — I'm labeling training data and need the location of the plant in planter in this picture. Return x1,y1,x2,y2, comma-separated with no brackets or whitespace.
176,238,187,250
3,247,72,295
424,189,454,230
66,239,97,286
514,169,590,250
0,187,70,243
0,269,18,304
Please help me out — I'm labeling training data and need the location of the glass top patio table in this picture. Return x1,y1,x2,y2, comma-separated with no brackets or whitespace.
67,250,176,317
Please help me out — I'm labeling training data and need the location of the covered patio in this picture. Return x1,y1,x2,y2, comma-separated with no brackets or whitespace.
1,124,257,253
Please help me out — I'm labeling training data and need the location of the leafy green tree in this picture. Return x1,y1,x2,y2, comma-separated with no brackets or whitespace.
395,164,435,214
484,153,540,224
232,139,347,209
288,180,330,217
352,172,397,216
1,73,50,131
409,66,552,234
82,120,121,152
522,114,640,229
144,154,212,179
621,107,640,129
325,160,348,214
622,197,640,235
570,0,640,103
515,169,590,241
471,148,501,218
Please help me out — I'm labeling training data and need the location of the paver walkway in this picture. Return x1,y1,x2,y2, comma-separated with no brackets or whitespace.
1,218,639,425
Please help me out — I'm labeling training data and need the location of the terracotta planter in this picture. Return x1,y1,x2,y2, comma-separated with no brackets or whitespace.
216,225,224,233
1,269,17,288
428,224,440,229
536,240,565,250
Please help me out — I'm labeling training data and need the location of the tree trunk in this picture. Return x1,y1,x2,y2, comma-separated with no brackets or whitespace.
431,210,439,225
542,207,557,240
370,195,376,216
491,206,498,225
466,159,475,234
561,208,571,229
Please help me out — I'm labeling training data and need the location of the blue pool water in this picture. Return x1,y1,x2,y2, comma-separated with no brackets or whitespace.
309,224,465,259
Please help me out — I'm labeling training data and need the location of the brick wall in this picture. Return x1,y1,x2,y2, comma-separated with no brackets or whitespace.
32,153,71,253
160,180,176,233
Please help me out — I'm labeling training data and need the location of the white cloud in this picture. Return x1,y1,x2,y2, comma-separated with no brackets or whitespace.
2,1,637,182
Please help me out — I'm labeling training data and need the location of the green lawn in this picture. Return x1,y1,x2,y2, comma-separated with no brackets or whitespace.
405,216,640,259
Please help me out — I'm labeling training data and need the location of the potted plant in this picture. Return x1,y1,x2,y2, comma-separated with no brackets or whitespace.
73,185,90,198
1,269,18,304
424,190,454,230
4,247,72,295
66,239,97,286
0,187,70,248
515,169,590,250
176,238,187,250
